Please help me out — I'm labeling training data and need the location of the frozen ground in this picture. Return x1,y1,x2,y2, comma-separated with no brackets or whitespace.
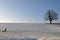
0,23,60,40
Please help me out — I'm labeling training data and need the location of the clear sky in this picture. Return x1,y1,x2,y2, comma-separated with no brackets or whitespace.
0,0,60,23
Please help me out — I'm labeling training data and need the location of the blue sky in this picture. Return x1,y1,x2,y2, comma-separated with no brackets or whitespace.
0,0,60,23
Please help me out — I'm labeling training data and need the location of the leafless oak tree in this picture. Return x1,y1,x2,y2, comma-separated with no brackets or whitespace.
44,10,58,24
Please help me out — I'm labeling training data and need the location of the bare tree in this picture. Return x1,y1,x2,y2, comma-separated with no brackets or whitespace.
44,10,58,24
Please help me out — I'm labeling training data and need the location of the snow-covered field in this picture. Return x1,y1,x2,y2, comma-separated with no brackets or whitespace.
0,23,60,40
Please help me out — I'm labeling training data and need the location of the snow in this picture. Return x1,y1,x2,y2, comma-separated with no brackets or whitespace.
0,23,60,40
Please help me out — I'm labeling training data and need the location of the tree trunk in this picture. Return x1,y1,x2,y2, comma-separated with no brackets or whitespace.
50,20,52,24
